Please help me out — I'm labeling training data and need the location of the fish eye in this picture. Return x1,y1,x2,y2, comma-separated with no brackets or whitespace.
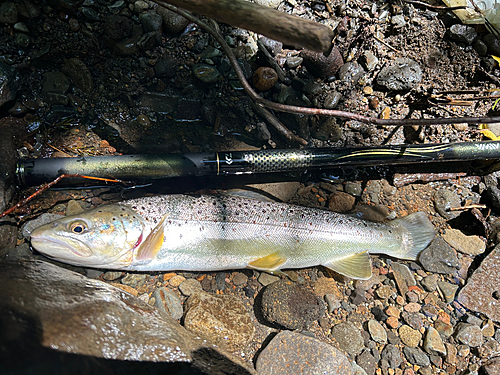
70,221,87,234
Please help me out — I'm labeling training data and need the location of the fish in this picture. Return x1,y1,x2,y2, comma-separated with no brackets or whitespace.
30,194,435,280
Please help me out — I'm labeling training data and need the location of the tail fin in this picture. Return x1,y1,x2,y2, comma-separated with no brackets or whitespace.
389,212,435,260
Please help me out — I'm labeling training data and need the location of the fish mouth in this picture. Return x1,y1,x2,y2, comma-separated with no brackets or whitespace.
31,234,93,258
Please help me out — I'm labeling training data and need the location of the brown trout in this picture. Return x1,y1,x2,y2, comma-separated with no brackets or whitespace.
30,194,435,279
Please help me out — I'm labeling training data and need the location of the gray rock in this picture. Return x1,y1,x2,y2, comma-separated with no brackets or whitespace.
0,260,255,374
339,62,365,86
139,11,163,33
352,361,369,375
449,24,477,45
418,237,460,274
437,280,458,304
257,272,280,286
424,326,447,356
259,36,283,56
42,71,70,105
121,273,148,288
391,262,415,296
381,344,402,368
356,350,376,375
421,273,439,291
261,279,325,329
403,347,430,366
178,278,202,296
256,330,353,374
483,33,500,56
483,357,500,375
345,181,363,197
324,91,342,109
363,51,378,71
232,272,248,286
184,290,254,351
62,58,94,94
22,213,62,239
391,14,406,28
458,245,500,322
442,228,486,255
367,319,387,344
0,61,21,107
102,271,122,281
454,323,484,347
325,293,342,312
286,56,303,69
0,2,18,24
376,58,422,91
434,189,461,219
152,287,183,320
192,63,222,83
330,321,365,355
474,38,489,56
156,6,189,34
300,47,344,79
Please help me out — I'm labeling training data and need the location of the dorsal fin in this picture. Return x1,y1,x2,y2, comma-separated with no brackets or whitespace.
322,251,372,280
136,216,166,261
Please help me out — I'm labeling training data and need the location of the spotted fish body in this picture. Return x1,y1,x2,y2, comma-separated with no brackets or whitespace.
30,194,435,279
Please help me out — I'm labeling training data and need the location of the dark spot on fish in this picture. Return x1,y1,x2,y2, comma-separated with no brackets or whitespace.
112,217,116,221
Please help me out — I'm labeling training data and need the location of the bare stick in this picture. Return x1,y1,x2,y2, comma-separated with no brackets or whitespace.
156,0,334,53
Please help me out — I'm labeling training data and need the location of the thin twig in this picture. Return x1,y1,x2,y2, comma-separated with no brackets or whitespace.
374,35,401,53
402,0,468,10
156,1,500,128
449,204,487,211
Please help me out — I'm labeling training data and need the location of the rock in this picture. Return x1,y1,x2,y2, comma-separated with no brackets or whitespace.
0,2,18,24
391,14,406,28
345,181,363,197
457,245,500,322
103,15,133,40
139,11,163,33
338,62,365,86
449,24,477,45
300,47,344,79
403,347,430,366
102,271,122,281
330,321,365,355
403,312,424,330
259,36,283,56
184,290,254,351
391,262,415,296
168,274,186,287
42,71,70,105
363,51,379,71
156,6,189,34
418,237,460,274
328,191,356,213
381,344,403,369
376,285,395,299
178,278,202,296
324,91,342,109
192,63,222,83
154,55,178,78
257,272,280,286
399,325,422,347
421,274,439,291
260,279,325,329
314,276,342,298
376,58,422,91
325,293,342,312
232,272,248,286
442,228,486,255
367,319,387,344
473,38,488,56
62,58,94,94
0,260,255,374
22,213,63,239
483,357,500,375
424,326,447,356
151,287,183,320
437,280,458,304
252,67,278,91
433,189,461,219
0,61,21,107
484,33,500,56
121,273,148,288
454,323,484,347
255,330,353,374
356,350,376,375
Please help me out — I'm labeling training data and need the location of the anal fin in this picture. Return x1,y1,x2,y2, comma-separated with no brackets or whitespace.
248,251,286,273
136,216,166,261
323,251,372,280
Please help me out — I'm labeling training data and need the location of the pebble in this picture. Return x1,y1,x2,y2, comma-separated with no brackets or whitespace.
255,330,353,374
314,277,342,298
259,36,283,56
385,305,401,319
0,2,18,24
368,319,387,344
121,273,147,288
156,6,189,33
168,275,186,287
381,344,403,369
323,91,342,109
398,325,422,347
418,237,460,274
258,272,280,286
192,63,222,83
232,272,248,286
178,278,202,296
376,58,422,91
363,51,379,71
338,62,365,86
391,14,406,28
345,181,363,197
154,55,178,78
102,271,122,281
433,189,461,219
260,280,325,329
151,287,183,320
442,228,486,255
449,24,477,45
376,285,395,299
300,47,344,79
356,350,376,375
437,280,458,303
403,347,430,366
184,290,254,351
324,293,342,312
421,274,439,291
286,56,303,69
424,326,447,356
391,262,415,296
330,321,365,355
252,67,278,91
403,303,421,313
328,191,356,213
454,322,484,347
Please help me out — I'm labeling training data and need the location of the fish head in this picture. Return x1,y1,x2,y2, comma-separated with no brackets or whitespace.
31,204,145,268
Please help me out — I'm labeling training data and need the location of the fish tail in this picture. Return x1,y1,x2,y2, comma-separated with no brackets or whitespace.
388,212,435,260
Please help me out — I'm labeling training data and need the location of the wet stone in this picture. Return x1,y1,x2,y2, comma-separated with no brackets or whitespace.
449,24,477,45
139,11,162,33
260,279,325,329
454,322,484,347
399,325,422,347
151,287,183,320
403,347,430,366
363,51,379,71
345,181,363,197
0,2,18,24
156,6,189,34
330,321,365,356
255,330,353,375
62,58,94,94
442,228,486,256
421,273,439,291
184,290,254,351
376,285,395,299
324,91,342,109
368,319,387,344
192,63,221,83
418,237,460,274
232,272,248,286
102,271,122,281
356,350,377,375
376,58,422,91
381,344,403,369
328,191,356,213
338,62,365,86
154,55,178,78
257,272,280,286
103,15,133,40
433,189,461,219
300,47,344,79
178,278,202,296
168,275,185,287
121,273,147,288
424,326,447,356
252,67,278,91
403,312,424,330
437,280,458,304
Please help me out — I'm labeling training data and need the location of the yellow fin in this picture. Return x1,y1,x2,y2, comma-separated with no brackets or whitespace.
136,216,166,261
323,251,372,280
480,129,500,141
248,251,286,271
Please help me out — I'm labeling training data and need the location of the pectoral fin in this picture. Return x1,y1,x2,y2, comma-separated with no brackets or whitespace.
323,251,372,280
248,251,287,273
136,216,166,261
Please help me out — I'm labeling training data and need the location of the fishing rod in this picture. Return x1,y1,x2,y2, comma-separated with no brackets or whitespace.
16,141,500,187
